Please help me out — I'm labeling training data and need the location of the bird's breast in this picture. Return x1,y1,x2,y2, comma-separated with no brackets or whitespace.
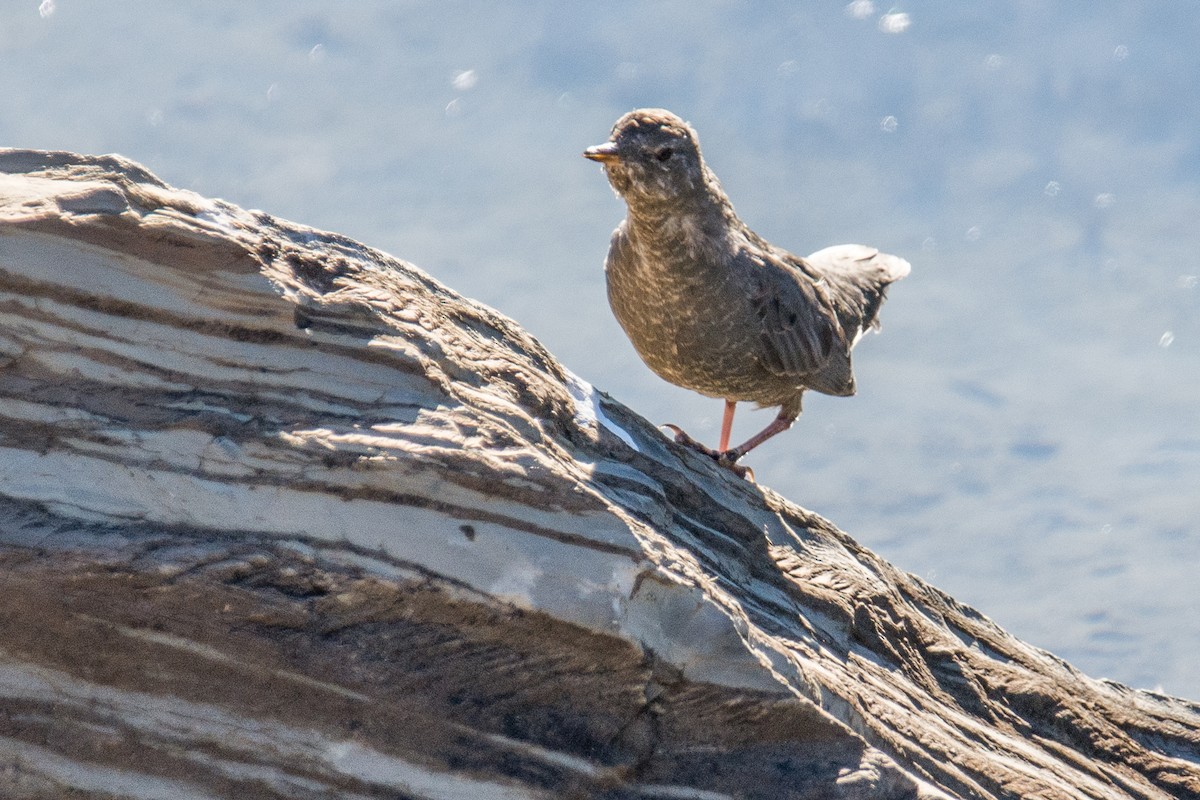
605,227,786,402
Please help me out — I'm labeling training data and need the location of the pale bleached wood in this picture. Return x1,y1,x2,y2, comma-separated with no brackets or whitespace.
0,148,1196,800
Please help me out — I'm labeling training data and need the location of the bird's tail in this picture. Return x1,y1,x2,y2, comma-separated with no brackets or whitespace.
804,243,910,343
807,244,911,284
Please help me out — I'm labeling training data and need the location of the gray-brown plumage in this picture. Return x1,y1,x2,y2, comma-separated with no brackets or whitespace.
584,108,910,475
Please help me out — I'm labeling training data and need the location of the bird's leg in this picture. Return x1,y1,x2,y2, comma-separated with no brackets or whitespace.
661,399,735,459
665,401,798,480
664,397,788,480
718,399,736,452
718,406,799,468
661,422,750,478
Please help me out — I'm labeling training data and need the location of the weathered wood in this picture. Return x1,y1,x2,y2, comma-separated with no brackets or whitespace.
0,148,1196,799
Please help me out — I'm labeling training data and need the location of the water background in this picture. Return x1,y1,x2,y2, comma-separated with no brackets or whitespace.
4,2,1198,698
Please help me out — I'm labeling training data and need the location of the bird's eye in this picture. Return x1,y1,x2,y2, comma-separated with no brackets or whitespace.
655,147,674,162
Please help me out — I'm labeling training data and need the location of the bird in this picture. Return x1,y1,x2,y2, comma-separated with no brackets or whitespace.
583,108,910,476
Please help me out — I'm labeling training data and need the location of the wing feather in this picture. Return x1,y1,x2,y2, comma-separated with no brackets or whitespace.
747,252,856,395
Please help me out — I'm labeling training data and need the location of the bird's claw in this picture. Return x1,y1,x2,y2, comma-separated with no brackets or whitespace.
660,424,753,480
660,424,718,457
716,450,754,481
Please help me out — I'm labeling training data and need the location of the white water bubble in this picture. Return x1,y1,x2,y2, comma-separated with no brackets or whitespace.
880,115,899,133
1178,275,1198,290
1094,193,1116,209
266,83,280,103
1159,331,1175,349
807,98,835,120
777,60,799,77
985,54,1005,71
879,11,911,34
308,44,326,63
452,69,477,91
1113,44,1129,62
845,0,875,20
38,0,54,18
921,236,937,252
1044,181,1061,196
965,225,982,242
145,109,164,127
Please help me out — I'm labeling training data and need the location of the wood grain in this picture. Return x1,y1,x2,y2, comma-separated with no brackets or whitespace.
0,149,1196,799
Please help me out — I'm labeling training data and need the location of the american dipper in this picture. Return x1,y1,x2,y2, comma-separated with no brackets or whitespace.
584,108,910,476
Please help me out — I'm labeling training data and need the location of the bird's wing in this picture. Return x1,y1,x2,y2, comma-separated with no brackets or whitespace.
747,251,853,394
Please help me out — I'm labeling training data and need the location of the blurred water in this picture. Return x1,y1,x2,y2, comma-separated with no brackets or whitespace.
2,1,1197,698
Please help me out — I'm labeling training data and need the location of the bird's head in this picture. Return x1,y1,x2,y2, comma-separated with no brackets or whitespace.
584,108,709,206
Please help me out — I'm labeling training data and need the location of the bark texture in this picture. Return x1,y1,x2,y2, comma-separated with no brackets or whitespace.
0,148,1197,799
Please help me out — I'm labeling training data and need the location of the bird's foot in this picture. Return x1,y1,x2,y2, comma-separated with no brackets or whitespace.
715,450,755,481
661,425,754,480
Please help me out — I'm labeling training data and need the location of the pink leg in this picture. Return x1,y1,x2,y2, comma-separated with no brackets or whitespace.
723,406,799,462
664,397,801,480
718,400,736,452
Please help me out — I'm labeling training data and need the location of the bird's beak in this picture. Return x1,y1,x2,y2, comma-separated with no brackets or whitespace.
583,141,620,164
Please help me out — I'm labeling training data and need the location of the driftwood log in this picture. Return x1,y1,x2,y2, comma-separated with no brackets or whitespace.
0,148,1197,800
